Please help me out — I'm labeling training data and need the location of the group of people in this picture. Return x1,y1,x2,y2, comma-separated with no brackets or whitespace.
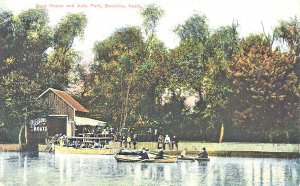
140,147,208,160
139,148,165,160
118,134,138,149
180,147,208,158
51,133,109,149
157,134,179,150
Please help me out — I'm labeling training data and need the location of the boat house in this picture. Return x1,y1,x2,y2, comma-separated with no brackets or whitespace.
33,88,105,141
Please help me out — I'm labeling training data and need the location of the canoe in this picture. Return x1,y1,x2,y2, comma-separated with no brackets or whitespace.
114,155,143,162
154,157,178,163
178,156,210,161
117,149,142,156
54,145,119,155
114,154,177,163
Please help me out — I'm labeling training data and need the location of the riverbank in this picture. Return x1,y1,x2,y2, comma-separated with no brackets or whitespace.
138,142,300,158
1,142,299,158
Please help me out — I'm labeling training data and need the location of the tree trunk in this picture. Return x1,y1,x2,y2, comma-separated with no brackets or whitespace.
25,123,29,145
121,85,130,129
120,102,124,129
268,133,273,143
285,130,289,143
18,125,24,150
219,123,224,143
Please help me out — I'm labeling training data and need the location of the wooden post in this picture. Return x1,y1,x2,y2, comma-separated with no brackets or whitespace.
21,107,39,154
24,109,29,145
18,125,24,151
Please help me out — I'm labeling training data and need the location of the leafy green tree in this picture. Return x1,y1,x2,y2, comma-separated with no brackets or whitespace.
274,17,300,59
43,13,87,90
273,17,300,142
169,14,239,141
134,4,170,132
86,27,146,129
83,5,169,134
0,9,52,143
140,4,164,39
0,9,87,143
174,14,209,43
202,23,239,141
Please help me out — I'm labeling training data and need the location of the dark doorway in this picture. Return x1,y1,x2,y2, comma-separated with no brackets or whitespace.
47,116,67,136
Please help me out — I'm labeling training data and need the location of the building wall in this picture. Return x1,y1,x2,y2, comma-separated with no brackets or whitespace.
44,91,75,121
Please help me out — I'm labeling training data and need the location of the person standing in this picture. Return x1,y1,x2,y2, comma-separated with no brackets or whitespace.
157,134,164,149
147,128,152,142
132,134,138,149
164,134,171,150
171,135,179,150
122,135,127,148
127,135,132,148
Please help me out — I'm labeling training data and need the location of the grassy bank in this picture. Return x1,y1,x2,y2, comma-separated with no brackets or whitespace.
1,142,299,158
159,150,300,158
137,141,300,158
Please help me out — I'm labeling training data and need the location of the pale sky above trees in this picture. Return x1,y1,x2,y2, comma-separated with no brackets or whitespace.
2,0,300,61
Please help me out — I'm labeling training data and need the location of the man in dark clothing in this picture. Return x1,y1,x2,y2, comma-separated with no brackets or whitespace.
140,148,149,159
171,136,179,150
156,149,164,159
199,147,208,158
132,134,138,149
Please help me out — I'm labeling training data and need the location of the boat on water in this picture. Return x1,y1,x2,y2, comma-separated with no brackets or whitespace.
114,149,178,163
54,145,119,155
50,136,120,155
178,156,210,161
114,154,178,163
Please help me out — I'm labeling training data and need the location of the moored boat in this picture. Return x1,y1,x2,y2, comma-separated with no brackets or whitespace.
154,157,178,163
54,145,119,155
114,154,177,163
178,156,210,161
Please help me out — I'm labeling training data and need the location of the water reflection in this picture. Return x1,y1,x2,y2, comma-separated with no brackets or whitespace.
0,152,299,185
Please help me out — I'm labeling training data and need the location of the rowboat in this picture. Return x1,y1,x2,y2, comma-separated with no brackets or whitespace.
114,154,177,163
154,157,178,163
178,156,210,161
54,145,119,155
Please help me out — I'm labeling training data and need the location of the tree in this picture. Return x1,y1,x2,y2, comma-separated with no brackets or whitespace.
43,13,87,90
140,4,164,39
228,34,299,142
87,27,146,129
169,15,239,141
174,14,209,43
136,4,169,132
0,9,52,143
202,23,239,141
83,5,169,133
0,9,87,143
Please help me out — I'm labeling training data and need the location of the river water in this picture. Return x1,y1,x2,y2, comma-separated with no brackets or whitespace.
0,152,299,186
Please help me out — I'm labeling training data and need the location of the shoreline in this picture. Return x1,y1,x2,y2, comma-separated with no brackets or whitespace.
143,141,300,158
1,142,299,158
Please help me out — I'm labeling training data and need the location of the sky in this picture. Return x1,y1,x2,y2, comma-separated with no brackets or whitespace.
1,0,300,62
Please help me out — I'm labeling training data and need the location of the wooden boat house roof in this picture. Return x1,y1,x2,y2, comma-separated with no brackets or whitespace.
38,88,89,113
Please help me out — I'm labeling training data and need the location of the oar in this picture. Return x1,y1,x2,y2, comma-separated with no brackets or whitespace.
150,152,177,158
138,159,154,163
